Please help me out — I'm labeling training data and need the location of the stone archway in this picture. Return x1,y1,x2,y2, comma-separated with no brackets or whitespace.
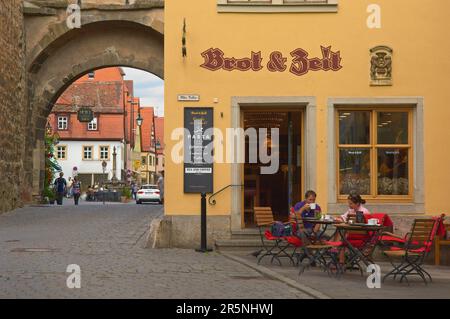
26,19,164,198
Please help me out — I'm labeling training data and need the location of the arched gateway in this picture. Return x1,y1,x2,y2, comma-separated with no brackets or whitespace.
23,1,164,198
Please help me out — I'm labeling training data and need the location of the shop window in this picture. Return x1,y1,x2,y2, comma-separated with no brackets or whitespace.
217,0,338,12
337,109,412,199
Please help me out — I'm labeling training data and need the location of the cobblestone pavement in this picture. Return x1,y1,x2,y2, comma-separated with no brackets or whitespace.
231,252,450,299
0,201,311,299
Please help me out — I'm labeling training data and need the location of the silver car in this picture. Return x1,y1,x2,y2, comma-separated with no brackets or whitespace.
136,184,161,204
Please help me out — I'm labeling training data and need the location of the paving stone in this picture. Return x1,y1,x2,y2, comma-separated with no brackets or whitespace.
0,202,309,298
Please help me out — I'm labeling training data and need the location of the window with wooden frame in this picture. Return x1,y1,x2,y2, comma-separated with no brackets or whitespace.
217,0,338,12
83,146,93,160
56,145,67,160
57,116,68,130
336,108,413,201
99,146,109,160
88,117,98,131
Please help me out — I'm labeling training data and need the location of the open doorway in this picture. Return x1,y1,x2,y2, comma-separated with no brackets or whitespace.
243,110,303,228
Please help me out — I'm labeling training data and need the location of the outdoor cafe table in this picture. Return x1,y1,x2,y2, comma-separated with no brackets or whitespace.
334,223,384,270
301,218,338,242
294,218,340,275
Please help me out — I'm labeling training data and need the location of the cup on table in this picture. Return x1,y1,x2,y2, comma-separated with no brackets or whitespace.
325,215,332,221
368,218,379,226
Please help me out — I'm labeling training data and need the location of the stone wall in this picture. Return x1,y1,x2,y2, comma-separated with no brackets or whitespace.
146,215,232,249
0,1,28,213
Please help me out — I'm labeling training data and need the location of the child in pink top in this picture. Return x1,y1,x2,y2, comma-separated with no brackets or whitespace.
336,193,371,223
334,193,371,264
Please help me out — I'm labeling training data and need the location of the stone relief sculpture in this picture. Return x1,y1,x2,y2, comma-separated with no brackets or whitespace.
370,46,393,86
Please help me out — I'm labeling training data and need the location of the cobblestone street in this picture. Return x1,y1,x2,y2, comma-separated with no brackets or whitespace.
0,201,311,299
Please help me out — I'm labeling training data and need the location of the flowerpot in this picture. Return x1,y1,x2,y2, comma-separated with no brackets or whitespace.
121,196,128,203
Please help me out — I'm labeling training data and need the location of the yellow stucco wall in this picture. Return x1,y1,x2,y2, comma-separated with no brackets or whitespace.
164,0,450,216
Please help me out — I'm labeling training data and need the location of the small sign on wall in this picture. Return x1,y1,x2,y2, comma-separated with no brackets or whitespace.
77,107,94,123
178,94,200,102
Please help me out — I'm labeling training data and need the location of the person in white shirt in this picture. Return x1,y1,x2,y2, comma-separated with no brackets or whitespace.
66,177,73,198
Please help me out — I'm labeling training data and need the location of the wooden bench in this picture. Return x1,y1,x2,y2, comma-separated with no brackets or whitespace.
435,223,450,265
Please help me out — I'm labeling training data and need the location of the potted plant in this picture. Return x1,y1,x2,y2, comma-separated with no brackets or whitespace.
121,186,132,203
42,186,56,205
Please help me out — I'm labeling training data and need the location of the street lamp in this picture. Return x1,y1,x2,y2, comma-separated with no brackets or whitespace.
136,113,143,127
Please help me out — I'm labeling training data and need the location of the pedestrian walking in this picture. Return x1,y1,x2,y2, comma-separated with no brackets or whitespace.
72,177,82,205
66,177,73,198
157,171,164,205
132,183,139,200
53,172,67,205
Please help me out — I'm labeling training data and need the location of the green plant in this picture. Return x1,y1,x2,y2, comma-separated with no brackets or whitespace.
42,186,55,203
43,128,61,201
122,187,132,199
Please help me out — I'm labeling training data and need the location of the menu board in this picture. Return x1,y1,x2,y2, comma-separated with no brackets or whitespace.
184,107,214,193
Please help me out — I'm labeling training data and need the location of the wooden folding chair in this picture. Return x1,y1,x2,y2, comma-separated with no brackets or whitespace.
253,207,295,265
383,218,440,285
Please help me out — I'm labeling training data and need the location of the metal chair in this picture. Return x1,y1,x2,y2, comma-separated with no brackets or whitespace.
382,217,440,285
253,207,295,266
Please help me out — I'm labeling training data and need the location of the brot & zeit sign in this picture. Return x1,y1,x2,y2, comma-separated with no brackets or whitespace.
184,107,214,193
200,46,343,76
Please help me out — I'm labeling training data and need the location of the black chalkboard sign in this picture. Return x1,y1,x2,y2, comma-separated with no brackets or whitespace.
184,107,214,193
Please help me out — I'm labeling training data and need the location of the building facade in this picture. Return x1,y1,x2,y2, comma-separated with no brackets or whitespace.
48,67,138,189
155,116,165,174
139,107,158,185
162,0,450,247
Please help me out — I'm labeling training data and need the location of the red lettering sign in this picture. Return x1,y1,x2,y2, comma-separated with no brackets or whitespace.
200,46,342,76
200,48,263,72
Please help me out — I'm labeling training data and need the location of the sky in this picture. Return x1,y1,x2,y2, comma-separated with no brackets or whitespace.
122,67,164,117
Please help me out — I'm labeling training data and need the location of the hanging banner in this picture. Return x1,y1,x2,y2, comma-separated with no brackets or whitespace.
184,107,214,193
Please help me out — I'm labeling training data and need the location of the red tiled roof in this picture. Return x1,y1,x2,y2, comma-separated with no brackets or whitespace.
54,82,125,113
140,107,155,152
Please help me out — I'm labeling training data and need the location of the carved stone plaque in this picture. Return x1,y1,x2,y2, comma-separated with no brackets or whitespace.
370,46,393,86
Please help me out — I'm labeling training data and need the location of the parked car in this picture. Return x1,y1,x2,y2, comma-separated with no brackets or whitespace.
136,184,161,204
